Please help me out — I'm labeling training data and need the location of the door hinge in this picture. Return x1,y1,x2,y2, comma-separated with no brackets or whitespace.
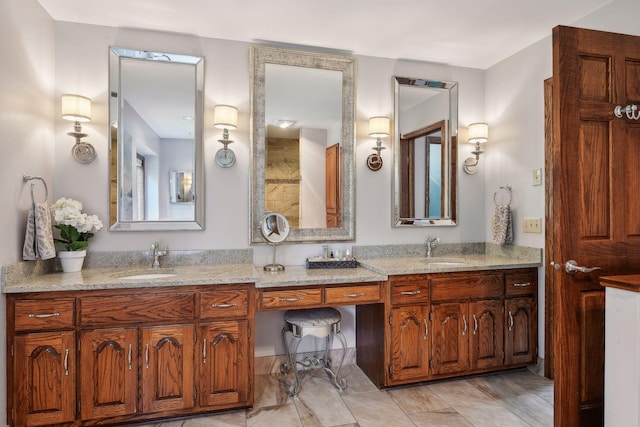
11,408,14,421
194,330,197,343
388,315,393,326
388,365,393,377
429,311,433,321
248,327,251,338
194,387,197,404
429,359,433,369
11,344,13,357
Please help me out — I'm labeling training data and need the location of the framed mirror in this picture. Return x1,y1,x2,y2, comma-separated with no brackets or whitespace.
392,77,458,227
108,47,205,231
250,46,356,243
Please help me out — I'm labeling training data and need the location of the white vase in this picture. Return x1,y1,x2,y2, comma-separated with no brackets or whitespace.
58,250,86,273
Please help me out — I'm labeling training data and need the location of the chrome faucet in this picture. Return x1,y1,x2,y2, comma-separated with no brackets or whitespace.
426,236,440,258
151,241,168,268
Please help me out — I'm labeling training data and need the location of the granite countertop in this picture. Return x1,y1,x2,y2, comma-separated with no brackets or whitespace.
2,263,260,293
1,244,543,294
359,253,541,276
255,266,387,288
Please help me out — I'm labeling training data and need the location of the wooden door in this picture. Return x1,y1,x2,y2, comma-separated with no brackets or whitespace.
468,299,504,370
14,332,76,426
430,302,468,375
141,325,195,413
551,25,640,426
325,143,341,228
505,297,537,366
390,305,429,381
80,328,137,420
199,321,249,407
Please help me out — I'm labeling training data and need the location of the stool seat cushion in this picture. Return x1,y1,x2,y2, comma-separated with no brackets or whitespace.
284,307,341,327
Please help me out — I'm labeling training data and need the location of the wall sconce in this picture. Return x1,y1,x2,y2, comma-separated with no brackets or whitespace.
367,116,390,171
61,94,96,164
213,104,238,168
463,122,488,174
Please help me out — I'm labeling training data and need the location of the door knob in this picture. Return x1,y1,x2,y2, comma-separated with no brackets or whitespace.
564,260,602,275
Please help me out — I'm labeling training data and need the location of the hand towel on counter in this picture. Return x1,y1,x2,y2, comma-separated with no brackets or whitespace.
23,203,56,260
491,204,513,245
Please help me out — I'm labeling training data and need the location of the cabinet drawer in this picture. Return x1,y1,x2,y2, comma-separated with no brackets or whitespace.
80,293,195,325
325,284,382,305
200,289,248,319
431,273,503,301
260,289,322,310
506,270,538,296
14,298,75,331
390,278,430,305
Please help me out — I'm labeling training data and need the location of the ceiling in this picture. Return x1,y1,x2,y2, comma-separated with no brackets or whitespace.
37,0,613,69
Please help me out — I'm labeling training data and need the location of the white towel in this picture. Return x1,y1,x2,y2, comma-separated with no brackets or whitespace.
492,204,513,245
23,203,56,260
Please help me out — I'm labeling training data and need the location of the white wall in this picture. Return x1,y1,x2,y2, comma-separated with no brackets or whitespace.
1,0,56,423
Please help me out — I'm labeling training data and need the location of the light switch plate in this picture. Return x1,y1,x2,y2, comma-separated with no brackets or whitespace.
523,217,542,233
532,168,542,186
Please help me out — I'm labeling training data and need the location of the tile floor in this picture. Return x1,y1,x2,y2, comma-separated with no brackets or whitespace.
139,364,553,427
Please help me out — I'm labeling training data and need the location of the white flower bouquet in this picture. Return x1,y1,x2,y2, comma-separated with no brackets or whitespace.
52,198,103,251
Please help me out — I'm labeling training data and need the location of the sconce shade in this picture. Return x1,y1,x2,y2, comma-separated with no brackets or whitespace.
61,94,91,122
468,122,488,143
369,116,390,137
213,105,238,130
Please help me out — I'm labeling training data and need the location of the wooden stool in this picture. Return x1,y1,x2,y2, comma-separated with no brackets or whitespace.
280,307,347,396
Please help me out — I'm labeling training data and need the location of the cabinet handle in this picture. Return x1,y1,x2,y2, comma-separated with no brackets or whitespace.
343,292,364,298
202,338,207,364
473,314,478,335
145,343,150,369
513,282,531,287
508,311,514,331
280,297,304,302
28,312,60,318
211,303,237,308
423,319,428,340
462,315,467,336
64,348,69,376
128,344,132,370
400,290,421,296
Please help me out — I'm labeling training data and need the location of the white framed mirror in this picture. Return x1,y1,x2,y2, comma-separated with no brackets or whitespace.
392,77,458,227
250,46,356,243
108,47,205,231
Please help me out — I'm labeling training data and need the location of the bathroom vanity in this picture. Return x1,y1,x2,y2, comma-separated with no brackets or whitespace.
3,253,539,427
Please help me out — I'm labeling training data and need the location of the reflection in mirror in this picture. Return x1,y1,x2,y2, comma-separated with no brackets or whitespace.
250,46,355,243
169,170,194,204
109,47,204,231
393,77,458,227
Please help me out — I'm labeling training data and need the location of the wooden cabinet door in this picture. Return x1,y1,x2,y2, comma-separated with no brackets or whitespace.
80,328,137,420
469,299,504,370
431,302,468,375
141,325,195,414
199,321,249,408
505,297,537,366
325,143,341,228
390,306,429,382
14,331,76,427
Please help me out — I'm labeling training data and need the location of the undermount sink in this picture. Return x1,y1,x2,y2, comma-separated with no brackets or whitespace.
119,273,177,280
424,258,469,266
114,269,178,280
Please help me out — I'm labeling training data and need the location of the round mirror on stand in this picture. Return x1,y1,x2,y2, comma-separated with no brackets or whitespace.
261,212,290,272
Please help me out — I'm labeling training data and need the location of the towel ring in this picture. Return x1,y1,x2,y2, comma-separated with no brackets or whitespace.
494,185,512,206
23,174,49,204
